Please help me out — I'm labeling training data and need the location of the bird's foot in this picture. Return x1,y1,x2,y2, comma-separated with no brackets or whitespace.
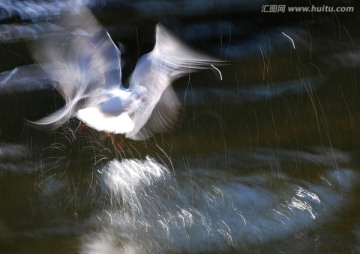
75,123,125,150
102,132,112,141
102,132,125,150
113,134,125,150
75,122,92,134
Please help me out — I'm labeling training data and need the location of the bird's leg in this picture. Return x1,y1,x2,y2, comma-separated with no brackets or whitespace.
102,132,125,149
75,122,91,134
76,123,125,149
102,132,112,141
113,134,125,150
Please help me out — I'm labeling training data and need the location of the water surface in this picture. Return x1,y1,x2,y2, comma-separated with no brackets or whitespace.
1,1,360,253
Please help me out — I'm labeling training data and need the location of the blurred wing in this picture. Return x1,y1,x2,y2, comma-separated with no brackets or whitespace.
0,64,53,93
51,7,123,90
127,23,222,140
28,101,77,129
31,7,122,128
129,85,181,140
144,86,180,132
151,23,223,79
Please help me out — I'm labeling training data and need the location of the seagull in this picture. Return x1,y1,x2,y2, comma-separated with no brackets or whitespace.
30,7,221,141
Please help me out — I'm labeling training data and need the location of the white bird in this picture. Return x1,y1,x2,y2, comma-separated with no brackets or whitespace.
31,7,221,140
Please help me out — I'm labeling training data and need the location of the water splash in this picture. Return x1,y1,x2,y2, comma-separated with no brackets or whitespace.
80,152,359,253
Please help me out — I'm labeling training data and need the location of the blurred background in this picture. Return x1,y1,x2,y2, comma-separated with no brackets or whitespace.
0,0,360,253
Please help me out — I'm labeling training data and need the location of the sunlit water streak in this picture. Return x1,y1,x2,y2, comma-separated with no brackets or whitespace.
0,142,359,253
79,153,358,253
0,0,85,22
1,1,360,253
0,0,265,23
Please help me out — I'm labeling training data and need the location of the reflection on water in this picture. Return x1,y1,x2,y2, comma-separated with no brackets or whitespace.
81,154,358,253
1,143,359,253
1,0,360,253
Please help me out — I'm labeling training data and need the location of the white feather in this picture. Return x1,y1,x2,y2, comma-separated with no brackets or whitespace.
28,7,222,140
77,107,134,134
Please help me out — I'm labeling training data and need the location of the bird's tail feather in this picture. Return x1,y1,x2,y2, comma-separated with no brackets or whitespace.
27,98,78,130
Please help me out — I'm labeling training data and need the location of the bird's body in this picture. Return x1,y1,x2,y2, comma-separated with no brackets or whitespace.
30,7,220,140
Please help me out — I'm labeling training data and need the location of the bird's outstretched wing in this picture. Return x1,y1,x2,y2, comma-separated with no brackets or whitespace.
127,24,222,140
0,64,53,93
152,24,223,79
31,7,123,129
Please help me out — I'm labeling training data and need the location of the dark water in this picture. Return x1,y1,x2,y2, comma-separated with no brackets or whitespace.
1,1,360,253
